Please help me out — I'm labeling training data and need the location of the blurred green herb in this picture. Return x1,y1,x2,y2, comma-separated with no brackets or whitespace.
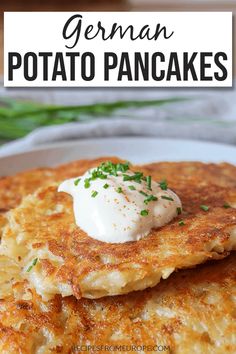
0,97,186,141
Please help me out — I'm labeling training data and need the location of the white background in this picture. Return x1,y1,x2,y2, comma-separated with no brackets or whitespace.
4,12,233,87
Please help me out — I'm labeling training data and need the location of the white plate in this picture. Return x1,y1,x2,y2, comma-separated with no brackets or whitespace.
1,137,236,176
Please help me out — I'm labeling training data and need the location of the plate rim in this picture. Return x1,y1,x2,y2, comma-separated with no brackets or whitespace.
1,136,236,161
1,137,236,177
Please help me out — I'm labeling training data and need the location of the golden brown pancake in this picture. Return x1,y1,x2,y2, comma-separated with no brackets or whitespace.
0,158,118,213
0,253,235,353
0,255,21,299
1,159,236,299
1,159,236,213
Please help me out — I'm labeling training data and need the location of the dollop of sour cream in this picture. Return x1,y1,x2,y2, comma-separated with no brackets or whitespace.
58,162,182,243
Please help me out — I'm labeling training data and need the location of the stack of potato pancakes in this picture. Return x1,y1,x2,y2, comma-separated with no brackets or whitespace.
0,157,235,354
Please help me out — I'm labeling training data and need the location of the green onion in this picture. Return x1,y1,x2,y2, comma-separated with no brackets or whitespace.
159,180,168,191
26,258,38,272
141,209,149,216
144,195,158,205
146,176,152,190
123,174,132,181
79,162,175,202
84,179,91,189
178,220,185,226
223,203,231,209
139,191,148,197
176,207,182,215
123,172,143,183
74,178,81,186
116,162,130,173
128,185,136,191
91,191,98,198
98,161,118,176
0,97,188,142
133,172,144,184
98,174,107,180
161,195,174,201
200,205,209,212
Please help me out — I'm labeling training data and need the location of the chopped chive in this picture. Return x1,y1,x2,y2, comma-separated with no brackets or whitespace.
98,174,107,180
223,203,231,209
176,207,182,215
82,163,171,203
161,195,174,202
146,176,152,190
144,195,158,205
159,179,168,191
128,185,136,191
91,191,98,198
139,191,148,197
26,258,38,272
74,178,81,186
200,205,209,212
90,170,97,180
178,220,185,226
123,174,132,182
86,161,130,185
116,187,123,193
99,161,118,176
134,172,144,184
141,209,149,216
84,179,91,189
116,162,130,173
123,171,143,183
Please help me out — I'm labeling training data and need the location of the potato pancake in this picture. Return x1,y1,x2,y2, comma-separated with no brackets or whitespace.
0,253,235,353
1,159,236,213
0,255,21,299
0,158,118,213
1,159,236,299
